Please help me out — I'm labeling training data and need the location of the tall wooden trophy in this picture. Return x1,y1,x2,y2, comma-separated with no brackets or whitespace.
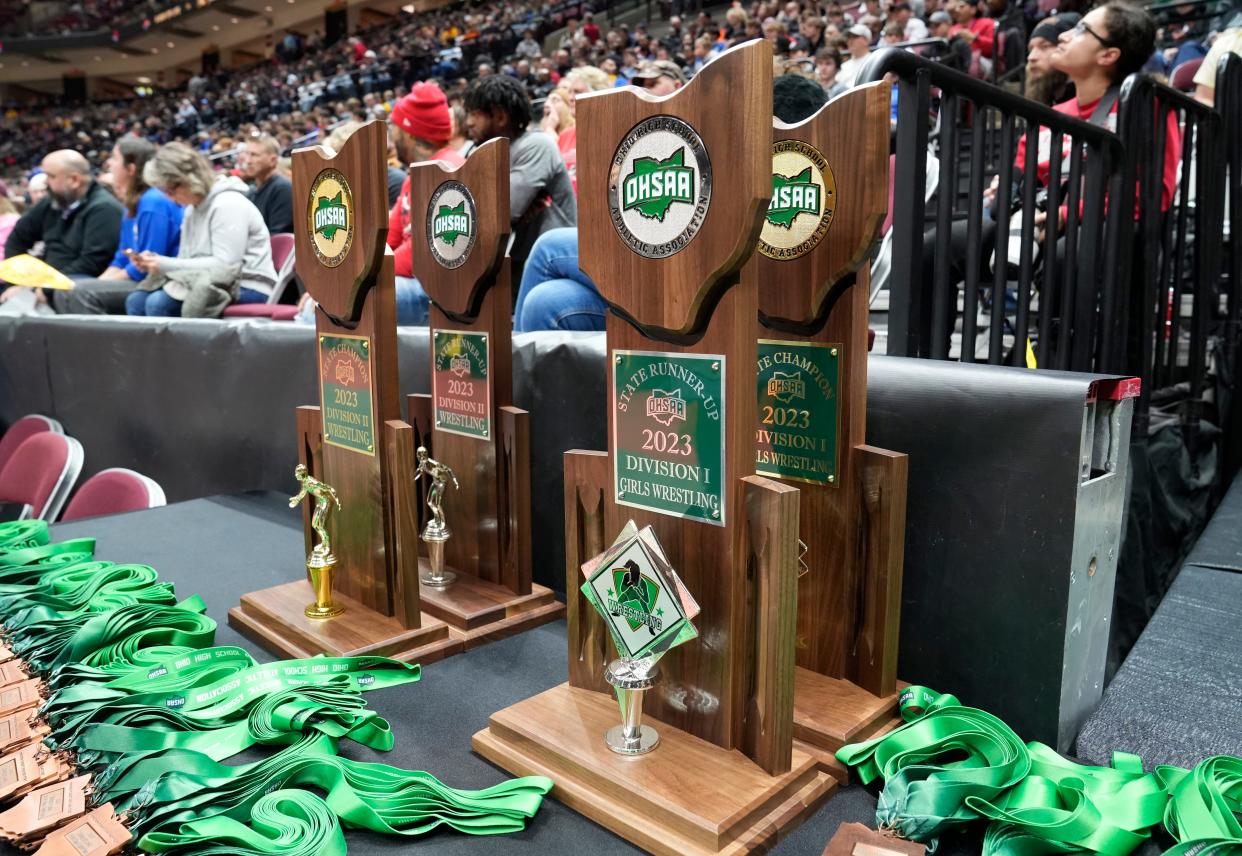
755,85,908,781
230,121,459,663
475,42,837,855
403,138,564,647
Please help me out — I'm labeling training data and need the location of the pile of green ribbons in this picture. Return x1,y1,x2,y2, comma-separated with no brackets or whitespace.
0,519,552,854
836,686,1242,856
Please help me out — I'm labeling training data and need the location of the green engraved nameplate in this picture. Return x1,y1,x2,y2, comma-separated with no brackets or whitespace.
319,334,375,455
613,350,725,526
433,330,491,440
755,339,840,485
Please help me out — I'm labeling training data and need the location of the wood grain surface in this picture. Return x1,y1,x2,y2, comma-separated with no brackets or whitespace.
576,40,773,338
408,137,510,320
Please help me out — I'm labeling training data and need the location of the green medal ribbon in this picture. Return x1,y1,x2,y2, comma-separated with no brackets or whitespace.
138,789,348,855
0,531,553,848
12,595,216,674
836,687,1166,853
47,644,251,694
0,537,95,569
1156,756,1242,855
110,735,554,843
46,650,420,745
837,686,1030,841
0,520,50,551
1,564,176,631
968,746,1165,855
68,683,398,765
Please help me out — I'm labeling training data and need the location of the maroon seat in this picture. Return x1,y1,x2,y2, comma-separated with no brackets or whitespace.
223,233,298,320
1170,57,1203,92
0,415,62,475
0,433,83,521
219,304,300,320
61,468,166,522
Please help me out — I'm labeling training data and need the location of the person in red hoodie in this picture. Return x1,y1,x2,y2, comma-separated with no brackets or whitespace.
948,0,997,76
387,82,467,324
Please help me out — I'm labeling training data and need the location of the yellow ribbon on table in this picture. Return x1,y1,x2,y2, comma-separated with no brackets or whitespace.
0,255,74,290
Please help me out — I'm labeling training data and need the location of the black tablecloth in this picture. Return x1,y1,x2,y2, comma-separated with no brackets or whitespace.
28,494,1160,855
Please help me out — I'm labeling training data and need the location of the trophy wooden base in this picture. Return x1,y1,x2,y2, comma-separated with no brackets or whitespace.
792,668,903,783
228,580,462,664
417,557,564,649
473,683,836,856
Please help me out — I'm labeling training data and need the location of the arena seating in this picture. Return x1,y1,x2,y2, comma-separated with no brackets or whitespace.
0,432,83,521
60,467,166,521
0,413,62,473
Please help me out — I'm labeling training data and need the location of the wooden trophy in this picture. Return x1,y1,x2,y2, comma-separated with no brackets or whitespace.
475,42,836,855
230,121,459,664
755,85,908,782
402,138,564,647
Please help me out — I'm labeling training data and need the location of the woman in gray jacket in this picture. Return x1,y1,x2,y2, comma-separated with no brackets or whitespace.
127,142,277,317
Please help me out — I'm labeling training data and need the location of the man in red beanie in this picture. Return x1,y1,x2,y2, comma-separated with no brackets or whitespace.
386,81,466,324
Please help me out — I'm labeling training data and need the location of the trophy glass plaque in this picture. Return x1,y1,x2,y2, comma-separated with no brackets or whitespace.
580,522,699,755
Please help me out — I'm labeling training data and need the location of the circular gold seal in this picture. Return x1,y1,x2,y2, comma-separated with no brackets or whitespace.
758,140,836,261
307,168,355,268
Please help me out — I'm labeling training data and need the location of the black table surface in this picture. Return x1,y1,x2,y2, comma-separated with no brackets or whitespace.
27,493,1158,856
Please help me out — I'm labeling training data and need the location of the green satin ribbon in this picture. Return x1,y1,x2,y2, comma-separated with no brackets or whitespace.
0,520,50,551
837,686,1030,841
1156,756,1242,855
49,652,421,748
47,644,253,694
139,789,348,855
69,682,398,766
836,687,1166,853
1,564,176,630
11,595,216,674
101,733,553,843
0,533,555,849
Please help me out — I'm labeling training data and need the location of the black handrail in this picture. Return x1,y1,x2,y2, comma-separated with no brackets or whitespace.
857,47,1126,371
1216,52,1242,478
1116,73,1225,436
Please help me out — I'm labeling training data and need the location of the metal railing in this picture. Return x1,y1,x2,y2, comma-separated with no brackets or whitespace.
1115,74,1225,432
1217,52,1242,476
858,47,1127,372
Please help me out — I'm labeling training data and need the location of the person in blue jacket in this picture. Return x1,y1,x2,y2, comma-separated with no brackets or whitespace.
52,136,182,315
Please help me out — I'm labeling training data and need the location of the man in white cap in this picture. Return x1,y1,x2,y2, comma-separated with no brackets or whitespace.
838,24,874,87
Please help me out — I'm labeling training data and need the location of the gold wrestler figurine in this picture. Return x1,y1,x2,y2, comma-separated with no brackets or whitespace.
414,446,459,586
289,464,344,618
290,464,341,556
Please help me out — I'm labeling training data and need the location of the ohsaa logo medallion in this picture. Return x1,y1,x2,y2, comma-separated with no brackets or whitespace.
759,140,836,260
609,116,711,259
449,354,471,377
426,180,477,270
646,389,687,426
307,169,354,268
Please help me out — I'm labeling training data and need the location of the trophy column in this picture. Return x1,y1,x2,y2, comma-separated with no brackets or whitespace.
229,121,457,664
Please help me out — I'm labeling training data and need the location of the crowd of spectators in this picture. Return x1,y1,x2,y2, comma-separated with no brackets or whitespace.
0,0,1237,323
3,1,183,38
